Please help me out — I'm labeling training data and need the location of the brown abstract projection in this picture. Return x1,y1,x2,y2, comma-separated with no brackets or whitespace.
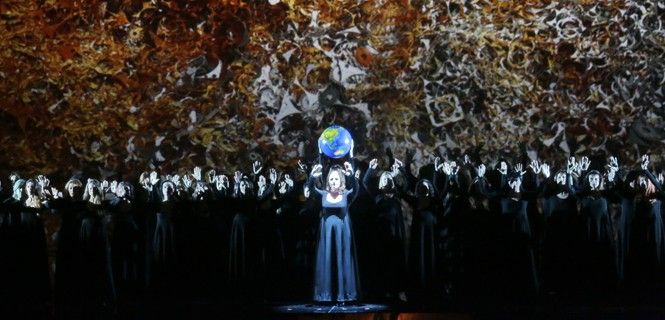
1,0,664,177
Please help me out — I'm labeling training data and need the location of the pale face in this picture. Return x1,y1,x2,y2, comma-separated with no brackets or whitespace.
304,185,310,198
67,184,78,197
379,172,393,190
25,181,36,197
161,183,172,198
239,180,248,195
588,174,601,190
500,161,507,172
555,172,566,185
328,171,341,189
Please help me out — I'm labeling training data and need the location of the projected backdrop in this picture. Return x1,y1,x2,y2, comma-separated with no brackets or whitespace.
1,0,664,177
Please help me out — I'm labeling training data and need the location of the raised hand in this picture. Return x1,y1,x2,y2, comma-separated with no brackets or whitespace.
269,168,278,184
497,162,508,175
234,171,243,184
344,162,353,176
641,154,650,171
311,164,323,178
149,171,160,186
369,158,378,170
258,175,267,189
349,140,354,158
515,163,526,176
463,154,471,165
566,157,576,174
110,181,118,194
183,175,193,189
541,163,551,178
434,157,441,172
192,166,202,181
101,180,110,191
37,175,50,189
284,174,294,187
579,156,591,171
252,161,263,175
607,156,619,172
476,164,486,178
529,160,541,174
298,160,307,172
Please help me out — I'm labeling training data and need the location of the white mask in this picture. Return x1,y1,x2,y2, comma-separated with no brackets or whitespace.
328,171,342,190
588,174,601,190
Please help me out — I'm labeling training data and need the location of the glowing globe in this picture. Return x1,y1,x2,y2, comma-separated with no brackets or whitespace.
318,125,353,159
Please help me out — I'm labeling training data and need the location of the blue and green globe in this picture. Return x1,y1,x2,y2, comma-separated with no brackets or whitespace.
318,125,353,159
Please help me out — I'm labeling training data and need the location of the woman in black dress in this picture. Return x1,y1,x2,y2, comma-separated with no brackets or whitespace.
625,155,665,290
362,157,407,302
473,162,539,298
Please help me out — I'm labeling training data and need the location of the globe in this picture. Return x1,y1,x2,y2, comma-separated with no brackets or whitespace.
318,125,353,159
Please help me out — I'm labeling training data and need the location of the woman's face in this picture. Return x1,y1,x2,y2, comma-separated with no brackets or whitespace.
328,171,341,189
379,172,394,190
25,181,35,196
162,183,172,198
239,180,248,194
588,174,601,190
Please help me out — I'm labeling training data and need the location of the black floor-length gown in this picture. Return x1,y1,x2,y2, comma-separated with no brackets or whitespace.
109,197,143,298
475,178,539,297
228,193,259,299
574,189,617,292
541,185,579,293
362,168,407,300
405,174,447,299
48,198,87,319
0,200,51,318
626,171,665,289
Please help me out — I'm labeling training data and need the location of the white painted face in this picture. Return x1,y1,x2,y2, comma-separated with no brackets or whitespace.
500,161,508,172
303,185,310,198
508,178,521,193
25,181,36,197
328,170,342,189
161,183,172,198
67,184,78,198
239,180,248,195
555,172,566,185
379,172,394,190
588,174,601,190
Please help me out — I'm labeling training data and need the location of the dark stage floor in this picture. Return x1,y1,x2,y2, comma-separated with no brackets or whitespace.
113,290,665,320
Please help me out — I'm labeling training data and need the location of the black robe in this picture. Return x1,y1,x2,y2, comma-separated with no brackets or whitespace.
540,184,579,293
475,178,539,297
626,171,665,289
109,197,143,298
0,200,50,318
363,168,407,298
